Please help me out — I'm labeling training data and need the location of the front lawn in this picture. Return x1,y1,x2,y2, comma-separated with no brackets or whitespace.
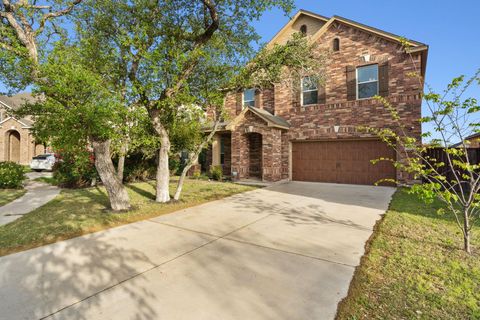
336,188,480,320
0,179,254,257
0,189,27,207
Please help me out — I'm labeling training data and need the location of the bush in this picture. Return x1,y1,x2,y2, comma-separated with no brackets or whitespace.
192,171,202,179
53,150,97,188
0,162,25,189
209,165,223,181
122,153,156,182
169,157,180,175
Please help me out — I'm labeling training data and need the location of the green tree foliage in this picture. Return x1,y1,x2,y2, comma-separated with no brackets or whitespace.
25,44,126,150
370,45,480,253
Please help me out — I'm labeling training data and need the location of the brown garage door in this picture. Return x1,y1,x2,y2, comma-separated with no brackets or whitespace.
292,139,396,185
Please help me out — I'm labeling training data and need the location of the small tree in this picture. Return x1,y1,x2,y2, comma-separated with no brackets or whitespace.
172,34,328,200
370,46,480,253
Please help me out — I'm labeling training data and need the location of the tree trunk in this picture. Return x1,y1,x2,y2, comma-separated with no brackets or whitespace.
91,138,131,211
174,165,189,201
173,121,220,201
117,143,128,182
154,122,171,203
463,209,471,254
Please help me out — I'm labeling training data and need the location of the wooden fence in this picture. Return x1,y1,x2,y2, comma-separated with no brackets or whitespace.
423,147,480,191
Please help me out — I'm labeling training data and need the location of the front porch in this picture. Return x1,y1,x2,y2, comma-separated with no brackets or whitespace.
202,106,290,183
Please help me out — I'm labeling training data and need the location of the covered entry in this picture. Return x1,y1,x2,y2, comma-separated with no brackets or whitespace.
292,139,396,185
246,132,262,179
5,130,21,163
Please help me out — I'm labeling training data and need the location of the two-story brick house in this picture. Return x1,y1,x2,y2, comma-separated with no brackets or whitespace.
205,10,428,185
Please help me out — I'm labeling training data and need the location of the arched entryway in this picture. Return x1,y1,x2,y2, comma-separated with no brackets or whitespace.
6,130,21,163
247,132,262,179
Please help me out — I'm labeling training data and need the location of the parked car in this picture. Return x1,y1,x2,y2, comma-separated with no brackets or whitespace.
30,154,56,172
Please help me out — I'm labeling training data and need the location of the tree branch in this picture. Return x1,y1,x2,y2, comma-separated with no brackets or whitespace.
36,0,83,35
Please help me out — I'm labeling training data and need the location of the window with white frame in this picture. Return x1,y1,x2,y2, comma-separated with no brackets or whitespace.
243,88,255,107
301,76,318,106
357,64,378,99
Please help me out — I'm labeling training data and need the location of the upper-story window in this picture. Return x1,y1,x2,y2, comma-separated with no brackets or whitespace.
300,24,307,35
243,88,255,107
301,76,318,106
357,64,378,99
333,38,340,52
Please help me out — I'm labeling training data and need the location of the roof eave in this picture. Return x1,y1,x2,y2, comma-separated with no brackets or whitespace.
332,15,427,47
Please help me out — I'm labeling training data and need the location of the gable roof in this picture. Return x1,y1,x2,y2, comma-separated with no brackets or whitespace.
269,9,427,50
267,10,329,46
0,93,37,128
266,10,428,76
0,92,38,111
0,116,33,128
226,106,290,130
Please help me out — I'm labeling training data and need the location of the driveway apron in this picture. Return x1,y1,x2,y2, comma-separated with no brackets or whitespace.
0,181,395,320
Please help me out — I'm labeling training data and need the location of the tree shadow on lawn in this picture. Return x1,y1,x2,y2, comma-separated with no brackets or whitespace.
126,183,156,201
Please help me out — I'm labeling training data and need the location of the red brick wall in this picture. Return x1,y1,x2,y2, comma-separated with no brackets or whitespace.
231,112,283,181
223,20,424,183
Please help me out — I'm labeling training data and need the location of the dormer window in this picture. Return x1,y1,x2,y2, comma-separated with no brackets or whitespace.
300,24,307,35
333,38,340,52
243,88,255,107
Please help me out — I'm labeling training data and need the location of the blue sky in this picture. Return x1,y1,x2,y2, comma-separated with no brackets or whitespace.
2,1,479,141
253,0,480,95
252,0,480,142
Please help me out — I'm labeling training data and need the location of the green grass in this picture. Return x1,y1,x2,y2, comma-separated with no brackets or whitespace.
0,179,255,257
33,176,58,185
0,189,27,207
336,188,480,320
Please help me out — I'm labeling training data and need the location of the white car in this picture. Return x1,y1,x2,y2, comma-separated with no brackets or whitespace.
30,154,56,172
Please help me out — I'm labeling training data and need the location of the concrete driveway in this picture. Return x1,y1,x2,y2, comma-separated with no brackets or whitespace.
0,182,395,320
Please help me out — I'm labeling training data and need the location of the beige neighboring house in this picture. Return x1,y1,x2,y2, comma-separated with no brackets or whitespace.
0,93,46,165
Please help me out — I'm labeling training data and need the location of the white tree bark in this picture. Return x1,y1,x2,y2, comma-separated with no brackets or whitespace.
151,116,171,203
173,120,219,201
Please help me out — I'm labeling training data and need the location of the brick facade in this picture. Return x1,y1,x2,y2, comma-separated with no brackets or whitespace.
205,13,427,184
0,118,41,165
228,112,284,181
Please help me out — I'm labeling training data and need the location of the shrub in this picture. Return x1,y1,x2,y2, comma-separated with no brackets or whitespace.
209,165,223,181
123,153,156,182
192,171,201,179
0,162,25,189
53,150,97,188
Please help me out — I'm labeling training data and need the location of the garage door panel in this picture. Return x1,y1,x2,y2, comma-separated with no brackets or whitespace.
292,140,396,186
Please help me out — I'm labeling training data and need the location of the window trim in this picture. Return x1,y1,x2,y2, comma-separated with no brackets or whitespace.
301,76,319,106
242,88,255,108
356,64,379,100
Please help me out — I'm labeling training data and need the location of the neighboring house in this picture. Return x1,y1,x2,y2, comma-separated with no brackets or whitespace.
0,93,45,165
204,10,428,185
451,133,480,148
